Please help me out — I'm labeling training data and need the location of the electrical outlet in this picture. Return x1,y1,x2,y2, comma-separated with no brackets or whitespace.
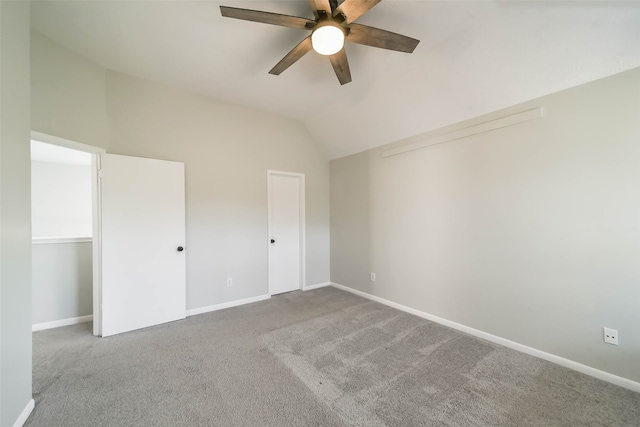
227,278,233,288
370,272,376,282
603,327,618,345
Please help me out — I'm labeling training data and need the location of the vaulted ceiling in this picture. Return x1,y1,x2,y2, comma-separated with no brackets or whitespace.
31,1,640,159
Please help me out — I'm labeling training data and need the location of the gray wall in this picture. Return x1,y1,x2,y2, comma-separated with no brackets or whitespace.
106,72,330,310
31,31,109,150
0,1,32,426
30,33,330,314
32,242,93,325
331,68,640,383
31,159,93,326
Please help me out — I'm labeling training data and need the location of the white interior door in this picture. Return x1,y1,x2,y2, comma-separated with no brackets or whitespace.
268,171,305,295
100,154,186,337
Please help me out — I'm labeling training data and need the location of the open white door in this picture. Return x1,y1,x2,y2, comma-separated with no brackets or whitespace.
99,154,186,337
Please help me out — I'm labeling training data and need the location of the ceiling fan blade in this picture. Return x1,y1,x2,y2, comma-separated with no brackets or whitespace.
329,48,352,85
347,23,419,53
220,6,315,30
308,0,332,18
333,0,381,24
269,36,313,75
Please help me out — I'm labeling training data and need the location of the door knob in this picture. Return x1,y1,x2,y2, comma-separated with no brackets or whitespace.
270,239,275,244
177,246,184,252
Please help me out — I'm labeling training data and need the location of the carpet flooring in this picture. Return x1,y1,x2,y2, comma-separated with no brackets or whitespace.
28,287,639,426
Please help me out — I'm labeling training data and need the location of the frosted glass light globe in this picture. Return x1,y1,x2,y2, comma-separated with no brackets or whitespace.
311,24,345,56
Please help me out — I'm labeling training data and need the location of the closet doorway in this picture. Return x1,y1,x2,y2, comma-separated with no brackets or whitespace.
31,132,187,337
30,132,104,333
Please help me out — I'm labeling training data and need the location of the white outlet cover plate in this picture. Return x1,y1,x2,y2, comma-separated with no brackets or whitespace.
603,327,619,345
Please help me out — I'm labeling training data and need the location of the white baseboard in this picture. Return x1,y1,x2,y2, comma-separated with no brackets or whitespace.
303,282,331,291
13,398,34,427
186,294,271,317
32,315,93,332
330,282,640,394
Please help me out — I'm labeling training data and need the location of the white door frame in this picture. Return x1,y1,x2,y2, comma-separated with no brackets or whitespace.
30,131,105,336
267,170,305,295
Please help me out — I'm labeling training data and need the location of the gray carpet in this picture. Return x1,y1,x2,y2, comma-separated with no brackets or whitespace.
28,287,640,426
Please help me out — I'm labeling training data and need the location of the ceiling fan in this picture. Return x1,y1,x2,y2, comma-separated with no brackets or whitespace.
220,0,420,85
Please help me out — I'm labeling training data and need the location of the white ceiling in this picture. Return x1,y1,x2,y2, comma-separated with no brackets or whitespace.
31,1,640,159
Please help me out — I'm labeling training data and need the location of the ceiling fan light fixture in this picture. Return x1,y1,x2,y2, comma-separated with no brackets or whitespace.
220,1,420,84
311,22,345,56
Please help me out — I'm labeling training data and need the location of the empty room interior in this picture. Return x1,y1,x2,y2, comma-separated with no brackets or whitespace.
1,1,639,426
